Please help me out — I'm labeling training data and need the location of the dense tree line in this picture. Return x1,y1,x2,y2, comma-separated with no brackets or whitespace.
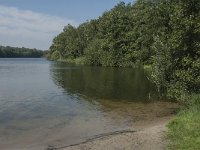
0,46,44,58
48,0,200,101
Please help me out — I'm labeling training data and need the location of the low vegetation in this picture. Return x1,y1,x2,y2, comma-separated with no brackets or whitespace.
168,95,200,150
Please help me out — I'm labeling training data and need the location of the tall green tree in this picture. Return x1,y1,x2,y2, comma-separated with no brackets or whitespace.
48,0,200,101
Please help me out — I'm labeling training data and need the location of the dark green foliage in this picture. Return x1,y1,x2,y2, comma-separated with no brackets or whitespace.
48,0,200,101
48,2,155,67
151,0,200,100
0,46,44,58
85,39,104,66
169,0,200,99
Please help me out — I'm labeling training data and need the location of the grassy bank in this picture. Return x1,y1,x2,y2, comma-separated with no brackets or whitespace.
167,95,200,150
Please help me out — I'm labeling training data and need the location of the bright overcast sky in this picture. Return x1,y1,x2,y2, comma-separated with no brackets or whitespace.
0,0,134,50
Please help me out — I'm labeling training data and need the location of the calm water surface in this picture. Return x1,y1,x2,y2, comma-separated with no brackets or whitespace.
0,58,176,150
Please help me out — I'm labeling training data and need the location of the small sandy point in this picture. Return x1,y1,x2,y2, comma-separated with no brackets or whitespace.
60,116,172,150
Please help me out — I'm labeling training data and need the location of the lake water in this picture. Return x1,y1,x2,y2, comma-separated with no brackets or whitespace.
0,58,177,150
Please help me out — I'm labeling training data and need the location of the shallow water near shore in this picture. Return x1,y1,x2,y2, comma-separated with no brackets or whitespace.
0,58,177,150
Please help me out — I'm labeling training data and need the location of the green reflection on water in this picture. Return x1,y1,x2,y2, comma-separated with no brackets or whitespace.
50,62,159,101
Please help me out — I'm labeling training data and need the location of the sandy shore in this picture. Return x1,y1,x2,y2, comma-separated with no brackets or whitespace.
53,116,172,150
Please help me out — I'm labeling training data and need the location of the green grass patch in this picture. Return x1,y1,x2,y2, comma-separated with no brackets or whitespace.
167,95,200,150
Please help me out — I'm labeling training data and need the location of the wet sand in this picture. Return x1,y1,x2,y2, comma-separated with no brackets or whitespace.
57,116,171,150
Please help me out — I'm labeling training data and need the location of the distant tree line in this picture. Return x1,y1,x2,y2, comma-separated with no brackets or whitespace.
0,46,44,58
47,0,200,101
